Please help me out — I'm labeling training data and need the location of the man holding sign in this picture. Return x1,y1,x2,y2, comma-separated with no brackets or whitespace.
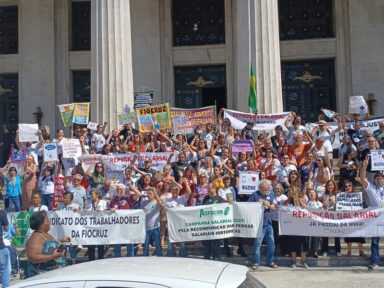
360,157,384,269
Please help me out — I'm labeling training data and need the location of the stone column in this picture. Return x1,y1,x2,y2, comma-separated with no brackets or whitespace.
233,0,283,113
91,0,134,128
19,0,55,126
54,0,71,130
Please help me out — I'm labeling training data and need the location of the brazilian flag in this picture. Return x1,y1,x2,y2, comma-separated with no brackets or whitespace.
248,65,257,113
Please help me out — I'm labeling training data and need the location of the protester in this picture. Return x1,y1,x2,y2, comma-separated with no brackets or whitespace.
1,166,22,212
0,208,11,287
360,158,384,269
248,179,278,270
25,211,70,278
37,164,56,210
28,193,49,212
22,155,37,210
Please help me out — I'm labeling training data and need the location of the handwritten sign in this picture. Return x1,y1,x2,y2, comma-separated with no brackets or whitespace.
370,150,384,171
61,139,82,159
18,123,39,142
336,192,363,211
238,172,259,194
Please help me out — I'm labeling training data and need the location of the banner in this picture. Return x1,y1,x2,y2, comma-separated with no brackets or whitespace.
58,104,75,127
136,103,171,133
43,143,58,162
238,172,259,194
18,123,39,142
370,150,384,171
61,139,82,159
279,207,384,237
223,109,290,131
103,152,173,183
170,106,216,128
49,210,146,245
336,192,363,211
73,102,90,125
167,203,263,242
52,176,65,210
118,113,136,125
306,116,384,149
232,140,254,153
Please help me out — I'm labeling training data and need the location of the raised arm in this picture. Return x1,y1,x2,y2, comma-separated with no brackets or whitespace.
359,157,369,189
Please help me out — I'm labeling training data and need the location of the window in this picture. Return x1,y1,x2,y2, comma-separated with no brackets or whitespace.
72,70,90,103
71,0,91,51
279,0,333,40
172,0,225,46
0,6,18,54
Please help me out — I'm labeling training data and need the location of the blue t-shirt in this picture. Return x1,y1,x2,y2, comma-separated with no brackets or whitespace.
248,191,276,227
5,174,22,197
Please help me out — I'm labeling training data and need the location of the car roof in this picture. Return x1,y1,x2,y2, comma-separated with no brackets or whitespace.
13,257,248,288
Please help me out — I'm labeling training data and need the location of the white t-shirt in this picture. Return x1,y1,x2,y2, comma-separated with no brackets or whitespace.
91,133,106,152
271,194,288,221
306,200,323,209
366,182,384,207
165,195,188,209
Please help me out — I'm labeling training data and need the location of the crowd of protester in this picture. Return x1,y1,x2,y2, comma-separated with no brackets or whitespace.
0,109,383,285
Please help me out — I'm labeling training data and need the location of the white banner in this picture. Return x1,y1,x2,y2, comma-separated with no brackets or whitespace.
279,207,384,237
103,152,173,183
223,109,290,131
336,192,363,211
370,150,384,171
18,123,39,142
167,203,263,242
238,172,259,195
49,210,146,245
61,139,82,159
43,143,58,162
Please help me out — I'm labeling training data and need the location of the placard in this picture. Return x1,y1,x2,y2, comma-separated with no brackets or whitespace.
136,103,171,133
18,123,39,142
370,150,384,171
167,203,263,242
118,113,136,125
87,122,98,131
134,92,153,109
58,103,75,127
172,115,194,135
10,148,27,163
73,102,90,125
43,143,58,162
52,176,65,210
61,139,82,159
336,192,363,211
232,140,254,153
349,96,368,115
238,172,259,194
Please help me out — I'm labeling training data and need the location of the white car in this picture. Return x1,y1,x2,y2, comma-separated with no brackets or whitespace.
12,257,253,288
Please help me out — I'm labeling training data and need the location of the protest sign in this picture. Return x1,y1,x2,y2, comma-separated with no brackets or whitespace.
349,96,368,115
18,123,39,142
118,112,136,125
279,207,384,237
49,210,146,245
223,109,290,131
238,172,259,194
10,147,26,163
370,150,384,171
52,176,65,210
61,139,82,159
136,103,171,132
81,154,103,173
7,212,33,247
58,103,75,127
336,192,363,211
103,153,173,183
321,108,338,120
87,121,98,131
43,143,58,162
172,115,194,135
170,106,216,128
167,203,263,242
134,91,153,108
232,140,254,153
72,102,90,125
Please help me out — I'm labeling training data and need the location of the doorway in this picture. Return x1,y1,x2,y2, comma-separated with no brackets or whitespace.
202,87,226,113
